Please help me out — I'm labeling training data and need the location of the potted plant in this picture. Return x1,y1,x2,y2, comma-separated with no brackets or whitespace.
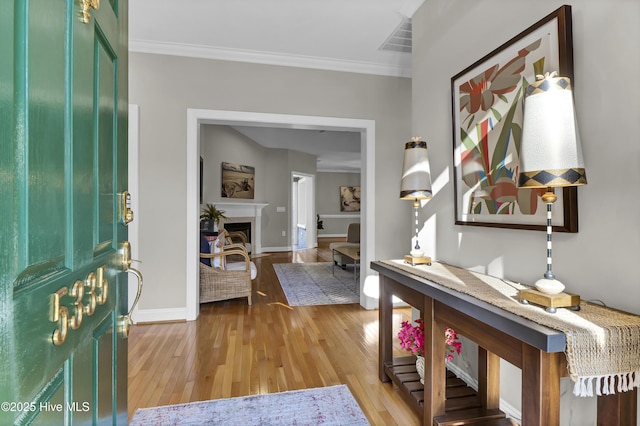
398,319,462,384
200,204,227,232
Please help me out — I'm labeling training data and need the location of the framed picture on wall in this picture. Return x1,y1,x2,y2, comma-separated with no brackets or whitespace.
199,157,203,204
451,5,578,232
339,186,360,212
221,162,255,199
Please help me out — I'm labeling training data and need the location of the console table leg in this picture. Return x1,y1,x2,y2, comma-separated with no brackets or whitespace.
379,276,393,382
521,344,562,426
423,296,446,423
478,347,501,410
597,387,637,426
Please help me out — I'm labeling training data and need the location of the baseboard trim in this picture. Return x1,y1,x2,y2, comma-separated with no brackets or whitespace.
134,307,189,324
261,246,292,252
446,362,522,423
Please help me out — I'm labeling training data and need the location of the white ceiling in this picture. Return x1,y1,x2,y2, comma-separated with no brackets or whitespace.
232,126,362,173
129,0,423,172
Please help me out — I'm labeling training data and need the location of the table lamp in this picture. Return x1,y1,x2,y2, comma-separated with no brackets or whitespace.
517,72,587,312
400,137,433,266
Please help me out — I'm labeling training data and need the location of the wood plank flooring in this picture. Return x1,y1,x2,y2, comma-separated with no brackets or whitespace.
128,238,421,425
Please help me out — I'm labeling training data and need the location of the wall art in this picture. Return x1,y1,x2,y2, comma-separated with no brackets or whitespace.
451,5,577,232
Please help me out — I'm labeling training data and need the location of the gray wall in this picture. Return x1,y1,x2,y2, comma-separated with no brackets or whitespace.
200,125,267,203
317,172,361,236
129,54,411,311
200,125,318,249
412,0,640,423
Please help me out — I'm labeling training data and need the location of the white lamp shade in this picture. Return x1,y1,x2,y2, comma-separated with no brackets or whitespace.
400,138,433,200
518,74,587,188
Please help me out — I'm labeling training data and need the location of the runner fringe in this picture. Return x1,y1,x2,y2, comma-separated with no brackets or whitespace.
573,371,640,397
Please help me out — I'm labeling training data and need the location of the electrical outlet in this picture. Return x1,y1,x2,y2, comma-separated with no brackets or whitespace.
282,230,286,237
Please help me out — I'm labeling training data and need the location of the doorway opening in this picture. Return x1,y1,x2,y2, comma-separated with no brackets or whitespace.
186,109,376,320
291,172,315,250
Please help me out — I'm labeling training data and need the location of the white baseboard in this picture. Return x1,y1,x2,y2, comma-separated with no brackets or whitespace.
446,362,522,423
134,307,189,324
261,246,292,252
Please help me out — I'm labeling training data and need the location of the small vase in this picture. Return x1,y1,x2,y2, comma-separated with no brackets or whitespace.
415,355,425,385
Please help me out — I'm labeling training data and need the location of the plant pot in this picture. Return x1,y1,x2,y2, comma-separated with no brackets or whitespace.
201,220,218,232
416,355,425,385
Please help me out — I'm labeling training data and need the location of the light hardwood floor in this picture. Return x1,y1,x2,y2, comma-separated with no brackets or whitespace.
128,238,421,425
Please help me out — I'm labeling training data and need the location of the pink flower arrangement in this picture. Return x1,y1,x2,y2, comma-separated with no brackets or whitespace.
398,319,462,361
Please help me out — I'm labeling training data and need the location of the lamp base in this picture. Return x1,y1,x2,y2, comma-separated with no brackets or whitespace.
404,255,431,266
534,277,565,295
518,288,581,314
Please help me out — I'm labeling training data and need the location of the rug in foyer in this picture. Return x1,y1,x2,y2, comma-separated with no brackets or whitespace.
129,384,369,425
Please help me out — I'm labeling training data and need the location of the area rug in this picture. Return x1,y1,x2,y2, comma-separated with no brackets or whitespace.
273,262,359,306
129,385,369,425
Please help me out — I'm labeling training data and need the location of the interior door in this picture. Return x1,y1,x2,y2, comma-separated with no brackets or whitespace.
0,0,130,424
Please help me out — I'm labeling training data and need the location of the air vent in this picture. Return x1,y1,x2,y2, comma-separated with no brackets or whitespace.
379,18,412,53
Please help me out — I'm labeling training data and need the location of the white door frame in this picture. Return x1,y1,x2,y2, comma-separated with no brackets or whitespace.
291,171,316,249
186,109,376,320
128,104,141,322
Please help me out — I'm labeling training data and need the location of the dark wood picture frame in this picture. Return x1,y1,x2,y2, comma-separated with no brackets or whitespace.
451,5,578,232
221,162,255,199
199,156,203,204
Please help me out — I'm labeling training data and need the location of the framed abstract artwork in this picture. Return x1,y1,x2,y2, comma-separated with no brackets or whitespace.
451,5,578,232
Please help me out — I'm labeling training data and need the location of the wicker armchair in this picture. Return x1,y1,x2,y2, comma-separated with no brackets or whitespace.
199,231,256,305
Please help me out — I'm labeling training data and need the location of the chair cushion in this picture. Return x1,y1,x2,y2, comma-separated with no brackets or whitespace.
226,261,258,280
329,242,360,251
212,237,224,268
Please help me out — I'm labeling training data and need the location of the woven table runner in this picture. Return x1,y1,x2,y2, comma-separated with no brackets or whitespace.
380,260,640,397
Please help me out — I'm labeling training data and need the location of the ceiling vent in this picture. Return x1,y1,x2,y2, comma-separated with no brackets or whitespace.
379,18,412,53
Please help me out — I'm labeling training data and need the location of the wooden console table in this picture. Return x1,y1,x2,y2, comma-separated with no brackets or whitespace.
372,261,638,426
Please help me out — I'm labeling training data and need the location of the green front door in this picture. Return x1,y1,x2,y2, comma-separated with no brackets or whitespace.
1,0,130,424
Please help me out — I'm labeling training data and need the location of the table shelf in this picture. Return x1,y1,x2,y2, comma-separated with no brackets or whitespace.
383,356,510,425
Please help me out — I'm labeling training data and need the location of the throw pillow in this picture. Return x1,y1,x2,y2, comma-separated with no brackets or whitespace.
199,235,211,267
212,236,225,268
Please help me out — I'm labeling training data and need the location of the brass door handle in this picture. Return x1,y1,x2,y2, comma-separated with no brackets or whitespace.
117,241,143,338
118,267,143,338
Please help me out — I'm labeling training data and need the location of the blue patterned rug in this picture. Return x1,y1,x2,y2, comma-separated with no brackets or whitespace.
130,385,369,425
273,262,360,306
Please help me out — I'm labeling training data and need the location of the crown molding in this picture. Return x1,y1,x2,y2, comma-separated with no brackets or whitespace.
129,39,411,78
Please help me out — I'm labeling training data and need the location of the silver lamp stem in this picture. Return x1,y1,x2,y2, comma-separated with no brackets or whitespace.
531,188,565,295
413,200,420,251
544,201,555,280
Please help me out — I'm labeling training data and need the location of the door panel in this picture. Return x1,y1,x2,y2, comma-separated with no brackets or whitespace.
1,1,129,424
95,317,114,424
29,373,64,426
25,0,67,277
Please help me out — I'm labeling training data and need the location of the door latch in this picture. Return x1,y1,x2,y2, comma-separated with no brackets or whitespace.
118,191,134,226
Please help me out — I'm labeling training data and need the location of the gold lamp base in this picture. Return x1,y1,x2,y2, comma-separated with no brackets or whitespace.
518,288,581,313
404,255,431,266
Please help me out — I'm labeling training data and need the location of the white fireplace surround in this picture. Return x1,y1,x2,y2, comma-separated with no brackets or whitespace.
216,202,268,254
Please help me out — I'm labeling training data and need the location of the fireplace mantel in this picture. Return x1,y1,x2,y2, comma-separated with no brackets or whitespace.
215,202,268,253
215,202,268,217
